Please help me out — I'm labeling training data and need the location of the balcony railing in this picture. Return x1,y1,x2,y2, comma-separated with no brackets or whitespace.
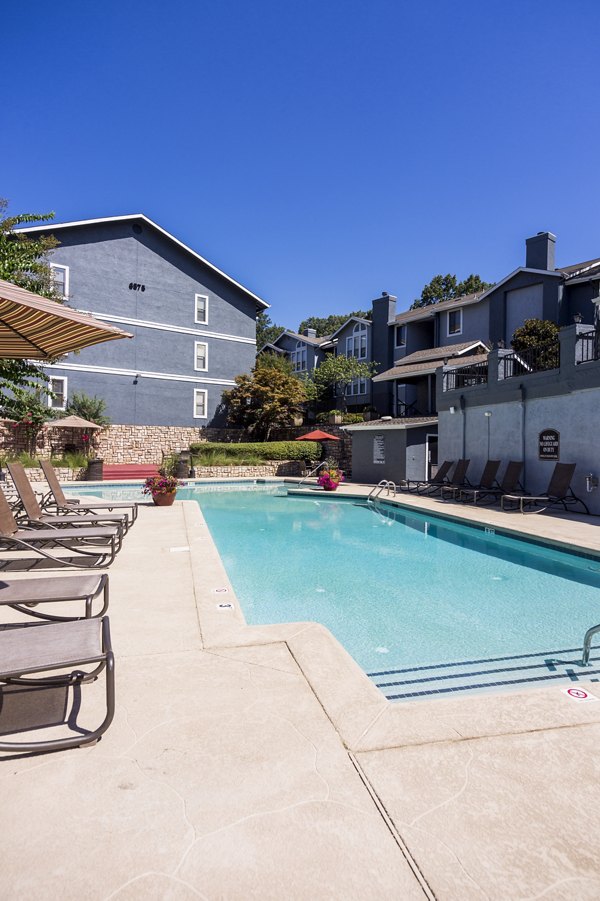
443,362,488,392
498,341,560,380
576,329,600,364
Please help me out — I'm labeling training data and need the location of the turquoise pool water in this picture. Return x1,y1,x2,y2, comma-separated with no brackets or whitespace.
68,481,600,699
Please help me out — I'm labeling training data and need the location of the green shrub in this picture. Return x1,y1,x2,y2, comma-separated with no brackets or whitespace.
50,452,88,469
189,440,320,465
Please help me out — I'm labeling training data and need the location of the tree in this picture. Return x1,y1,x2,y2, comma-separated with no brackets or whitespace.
256,310,286,349
222,363,307,440
0,199,62,406
410,274,493,310
305,355,378,410
298,311,371,337
511,318,559,352
1,388,53,454
65,391,111,426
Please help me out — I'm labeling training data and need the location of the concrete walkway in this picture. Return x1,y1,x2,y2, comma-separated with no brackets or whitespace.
1,491,600,899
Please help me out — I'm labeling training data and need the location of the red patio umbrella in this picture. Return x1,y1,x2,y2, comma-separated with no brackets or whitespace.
295,429,341,442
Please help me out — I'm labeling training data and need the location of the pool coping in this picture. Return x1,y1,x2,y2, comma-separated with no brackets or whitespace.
181,485,600,755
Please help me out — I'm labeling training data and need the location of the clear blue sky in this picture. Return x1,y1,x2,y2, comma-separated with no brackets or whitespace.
3,0,599,329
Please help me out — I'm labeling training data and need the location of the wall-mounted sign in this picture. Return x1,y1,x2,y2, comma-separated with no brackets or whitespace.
539,429,559,460
373,435,385,465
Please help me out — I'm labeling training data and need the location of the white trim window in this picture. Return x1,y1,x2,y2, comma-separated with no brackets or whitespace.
346,322,368,359
447,308,463,336
193,388,208,419
194,341,208,371
290,341,307,372
48,375,68,410
395,324,406,347
195,293,209,325
346,377,367,397
50,263,69,299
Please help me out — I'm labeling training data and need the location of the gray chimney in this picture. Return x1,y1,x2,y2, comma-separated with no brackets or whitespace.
303,327,317,339
525,232,556,271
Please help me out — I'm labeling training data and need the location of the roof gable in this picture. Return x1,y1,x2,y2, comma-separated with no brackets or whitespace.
18,214,269,310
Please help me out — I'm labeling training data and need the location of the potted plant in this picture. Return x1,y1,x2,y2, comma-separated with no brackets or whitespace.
328,410,343,425
317,466,344,492
143,474,181,506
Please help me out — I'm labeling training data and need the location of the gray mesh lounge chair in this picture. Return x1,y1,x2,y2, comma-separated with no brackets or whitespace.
0,574,109,621
398,460,454,493
501,462,589,514
0,616,115,753
0,487,118,570
419,459,470,496
460,460,524,505
441,459,500,501
8,463,127,544
40,460,138,525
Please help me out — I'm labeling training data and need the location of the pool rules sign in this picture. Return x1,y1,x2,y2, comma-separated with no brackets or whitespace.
373,435,385,464
539,429,559,460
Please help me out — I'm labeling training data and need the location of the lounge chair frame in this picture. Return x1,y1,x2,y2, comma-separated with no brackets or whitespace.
501,462,589,515
0,573,109,621
441,459,500,502
0,616,115,753
399,460,454,494
460,460,524,506
419,459,470,497
39,460,138,525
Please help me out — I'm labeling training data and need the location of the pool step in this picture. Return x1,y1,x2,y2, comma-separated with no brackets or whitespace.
368,647,600,702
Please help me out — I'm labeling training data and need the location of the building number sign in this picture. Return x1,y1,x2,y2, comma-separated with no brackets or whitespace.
129,283,146,292
538,429,559,460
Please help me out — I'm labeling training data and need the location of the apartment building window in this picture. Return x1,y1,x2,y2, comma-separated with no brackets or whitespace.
195,294,209,325
346,377,367,396
50,263,69,299
346,322,367,359
447,308,463,336
193,389,208,419
48,376,67,410
194,341,208,371
395,325,406,347
290,341,307,372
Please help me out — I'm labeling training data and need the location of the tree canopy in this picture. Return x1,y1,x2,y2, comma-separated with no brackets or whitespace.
0,199,62,408
410,274,493,310
305,354,377,409
511,318,559,351
222,359,307,440
297,311,371,338
256,310,285,350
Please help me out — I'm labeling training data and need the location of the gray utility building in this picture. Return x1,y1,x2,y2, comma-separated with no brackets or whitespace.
20,215,269,427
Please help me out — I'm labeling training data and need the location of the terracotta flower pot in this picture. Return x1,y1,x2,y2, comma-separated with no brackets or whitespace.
322,483,339,491
152,491,176,506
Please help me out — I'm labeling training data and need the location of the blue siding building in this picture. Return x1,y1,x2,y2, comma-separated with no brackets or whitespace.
20,215,269,427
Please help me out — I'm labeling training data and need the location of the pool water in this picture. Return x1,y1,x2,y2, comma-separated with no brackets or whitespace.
68,482,600,700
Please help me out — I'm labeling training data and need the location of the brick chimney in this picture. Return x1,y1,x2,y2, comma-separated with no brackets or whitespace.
525,232,556,271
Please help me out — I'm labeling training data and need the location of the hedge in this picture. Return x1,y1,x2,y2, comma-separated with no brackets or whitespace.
189,441,321,463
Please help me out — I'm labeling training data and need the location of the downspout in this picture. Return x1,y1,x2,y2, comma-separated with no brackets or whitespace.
519,383,526,486
459,394,466,458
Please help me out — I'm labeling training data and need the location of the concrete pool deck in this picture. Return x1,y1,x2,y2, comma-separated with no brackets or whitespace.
1,483,600,898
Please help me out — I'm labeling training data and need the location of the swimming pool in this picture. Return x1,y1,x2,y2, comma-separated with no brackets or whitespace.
67,481,600,701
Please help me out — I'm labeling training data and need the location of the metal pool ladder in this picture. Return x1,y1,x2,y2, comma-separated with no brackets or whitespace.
582,622,600,665
367,480,397,506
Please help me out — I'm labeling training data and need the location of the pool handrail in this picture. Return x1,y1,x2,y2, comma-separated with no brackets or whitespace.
582,622,600,665
298,461,329,487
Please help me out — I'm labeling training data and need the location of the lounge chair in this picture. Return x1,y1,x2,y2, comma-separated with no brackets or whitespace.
8,463,128,542
0,573,109,621
0,487,118,570
460,460,524,505
501,462,589,514
419,459,470,496
441,459,501,501
0,616,115,753
398,460,454,493
39,460,138,525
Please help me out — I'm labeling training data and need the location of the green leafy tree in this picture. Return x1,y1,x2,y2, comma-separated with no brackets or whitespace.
305,354,377,410
65,391,111,426
255,351,295,375
256,310,286,350
0,199,63,406
511,318,560,368
410,274,493,310
223,363,307,440
298,311,371,337
1,388,53,454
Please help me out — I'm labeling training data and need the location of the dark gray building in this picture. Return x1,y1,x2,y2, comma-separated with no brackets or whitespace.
20,215,269,426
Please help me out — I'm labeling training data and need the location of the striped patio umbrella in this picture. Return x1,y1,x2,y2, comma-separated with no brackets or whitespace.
0,279,133,359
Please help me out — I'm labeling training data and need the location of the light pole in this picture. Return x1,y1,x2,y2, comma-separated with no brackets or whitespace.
484,411,492,460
